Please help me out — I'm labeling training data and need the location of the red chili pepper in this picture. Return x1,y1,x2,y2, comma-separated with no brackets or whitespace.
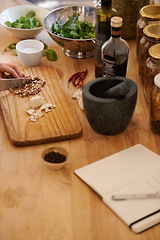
69,72,81,82
79,69,87,81
69,69,88,87
72,74,81,86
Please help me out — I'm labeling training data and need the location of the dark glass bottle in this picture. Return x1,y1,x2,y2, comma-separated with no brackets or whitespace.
95,0,116,78
101,16,129,77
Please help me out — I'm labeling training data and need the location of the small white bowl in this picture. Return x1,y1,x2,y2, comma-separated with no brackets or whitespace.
42,146,69,170
0,5,48,39
16,39,44,67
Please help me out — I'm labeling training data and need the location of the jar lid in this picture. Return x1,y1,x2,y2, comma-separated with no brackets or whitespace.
140,4,160,20
149,43,160,59
154,73,160,88
111,16,123,28
143,23,160,40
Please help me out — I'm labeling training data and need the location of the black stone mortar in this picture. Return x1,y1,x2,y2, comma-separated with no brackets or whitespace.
82,76,138,135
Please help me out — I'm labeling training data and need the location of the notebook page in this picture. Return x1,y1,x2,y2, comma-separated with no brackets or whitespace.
102,167,160,232
75,144,160,198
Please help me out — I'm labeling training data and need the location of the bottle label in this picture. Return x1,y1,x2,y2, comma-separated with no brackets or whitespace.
103,54,116,76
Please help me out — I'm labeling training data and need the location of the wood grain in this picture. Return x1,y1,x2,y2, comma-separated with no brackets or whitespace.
0,66,82,146
0,1,159,240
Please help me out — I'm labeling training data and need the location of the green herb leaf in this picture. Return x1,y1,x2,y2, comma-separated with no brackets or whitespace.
26,11,36,19
44,49,57,61
2,43,16,54
12,49,17,56
5,11,42,29
5,21,12,27
52,14,95,39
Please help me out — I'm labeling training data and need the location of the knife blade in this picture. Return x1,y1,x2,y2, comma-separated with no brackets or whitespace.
0,78,31,91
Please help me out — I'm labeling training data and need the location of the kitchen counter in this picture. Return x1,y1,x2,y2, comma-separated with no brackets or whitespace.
0,1,159,240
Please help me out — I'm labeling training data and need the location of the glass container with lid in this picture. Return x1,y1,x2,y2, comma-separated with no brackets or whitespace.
139,23,160,82
150,73,160,134
112,0,150,40
137,4,160,56
144,43,160,103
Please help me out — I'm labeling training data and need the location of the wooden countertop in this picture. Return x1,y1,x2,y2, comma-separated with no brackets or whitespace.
0,1,159,240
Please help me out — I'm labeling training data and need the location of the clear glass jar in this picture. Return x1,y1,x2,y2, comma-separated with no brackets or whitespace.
139,23,160,82
144,44,160,104
150,73,160,134
136,4,160,56
113,0,150,40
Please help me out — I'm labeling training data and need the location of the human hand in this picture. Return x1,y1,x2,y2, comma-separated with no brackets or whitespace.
0,63,22,78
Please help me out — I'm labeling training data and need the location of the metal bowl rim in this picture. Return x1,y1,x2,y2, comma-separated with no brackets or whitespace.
43,5,96,41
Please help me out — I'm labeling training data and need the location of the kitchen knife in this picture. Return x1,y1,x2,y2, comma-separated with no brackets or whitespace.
0,78,30,91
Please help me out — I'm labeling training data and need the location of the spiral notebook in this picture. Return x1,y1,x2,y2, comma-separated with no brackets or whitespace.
74,144,160,233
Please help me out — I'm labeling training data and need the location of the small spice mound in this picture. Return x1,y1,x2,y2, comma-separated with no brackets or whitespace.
9,75,46,97
44,150,66,163
2,72,46,97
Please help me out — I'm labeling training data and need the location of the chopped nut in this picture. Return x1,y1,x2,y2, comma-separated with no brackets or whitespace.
27,101,54,122
33,110,44,118
45,108,52,113
9,75,46,97
27,109,35,115
29,117,37,122
40,103,54,110
30,95,44,109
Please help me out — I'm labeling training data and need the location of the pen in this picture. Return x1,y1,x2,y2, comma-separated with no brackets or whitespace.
112,193,160,200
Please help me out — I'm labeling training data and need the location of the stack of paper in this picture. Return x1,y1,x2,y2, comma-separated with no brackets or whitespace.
75,144,160,233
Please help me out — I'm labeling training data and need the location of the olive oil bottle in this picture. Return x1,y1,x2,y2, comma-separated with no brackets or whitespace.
102,16,129,77
95,0,116,78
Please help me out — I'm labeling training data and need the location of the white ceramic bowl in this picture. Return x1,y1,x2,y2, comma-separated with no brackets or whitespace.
0,5,48,39
42,146,69,170
16,39,44,67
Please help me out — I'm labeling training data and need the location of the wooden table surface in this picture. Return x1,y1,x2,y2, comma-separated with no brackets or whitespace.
0,1,160,240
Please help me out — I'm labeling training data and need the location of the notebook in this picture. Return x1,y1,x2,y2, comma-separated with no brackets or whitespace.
74,144,160,233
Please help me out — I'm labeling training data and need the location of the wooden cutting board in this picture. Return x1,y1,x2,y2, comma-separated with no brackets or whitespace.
0,66,82,146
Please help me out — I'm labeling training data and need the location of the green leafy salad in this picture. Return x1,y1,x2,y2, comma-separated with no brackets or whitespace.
5,11,42,29
51,14,95,39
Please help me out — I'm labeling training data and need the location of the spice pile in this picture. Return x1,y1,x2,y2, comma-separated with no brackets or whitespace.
44,150,66,163
10,76,46,98
2,72,46,97
2,72,55,122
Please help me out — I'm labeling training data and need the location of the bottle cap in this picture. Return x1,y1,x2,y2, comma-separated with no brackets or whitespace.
111,16,123,28
101,0,112,7
154,73,160,88
143,23,160,40
149,43,160,59
140,5,160,20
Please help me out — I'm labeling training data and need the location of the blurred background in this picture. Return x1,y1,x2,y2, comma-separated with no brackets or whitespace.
14,0,99,9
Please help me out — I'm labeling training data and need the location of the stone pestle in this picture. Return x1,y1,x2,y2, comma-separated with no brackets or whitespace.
104,81,131,98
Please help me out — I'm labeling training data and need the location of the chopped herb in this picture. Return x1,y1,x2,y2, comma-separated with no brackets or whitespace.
52,14,95,39
2,43,16,52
